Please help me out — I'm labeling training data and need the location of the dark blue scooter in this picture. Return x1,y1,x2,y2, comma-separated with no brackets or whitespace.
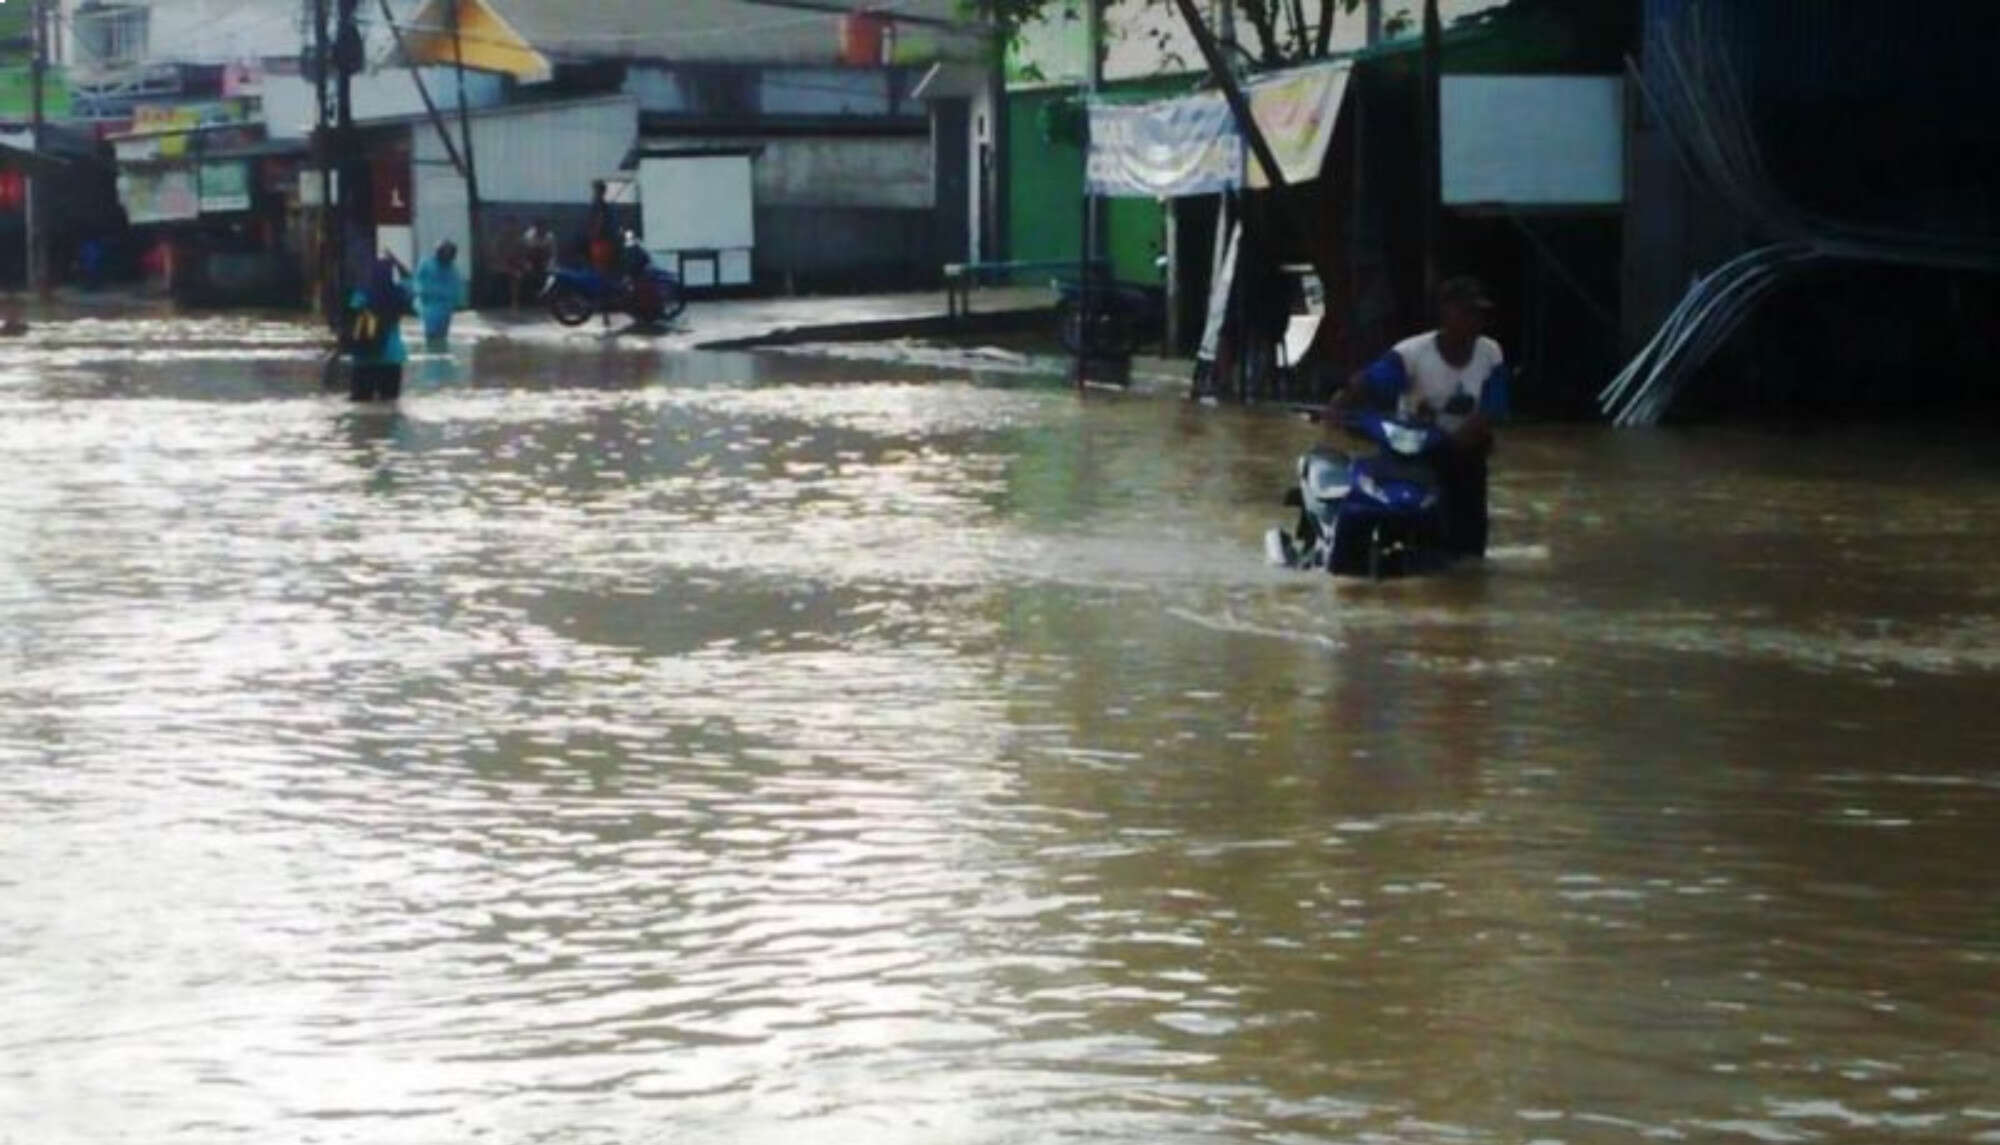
543,236,686,327
1265,410,1455,579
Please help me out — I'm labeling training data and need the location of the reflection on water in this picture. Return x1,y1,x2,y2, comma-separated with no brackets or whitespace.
2,319,1997,1144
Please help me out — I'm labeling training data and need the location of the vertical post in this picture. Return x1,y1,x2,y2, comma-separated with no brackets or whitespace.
27,0,48,295
334,0,361,308
1419,0,1441,301
312,0,335,320
1173,0,1316,402
1074,0,1102,387
1211,0,1250,399
1163,197,1180,355
987,8,1009,262
1365,0,1382,46
447,0,482,290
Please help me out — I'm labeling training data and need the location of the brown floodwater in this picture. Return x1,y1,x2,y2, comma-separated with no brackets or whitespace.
2,317,1997,1144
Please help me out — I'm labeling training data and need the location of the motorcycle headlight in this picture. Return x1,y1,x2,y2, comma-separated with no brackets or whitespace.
1384,425,1427,455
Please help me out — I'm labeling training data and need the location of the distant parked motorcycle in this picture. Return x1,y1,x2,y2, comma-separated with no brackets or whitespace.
1053,274,1164,357
543,234,686,327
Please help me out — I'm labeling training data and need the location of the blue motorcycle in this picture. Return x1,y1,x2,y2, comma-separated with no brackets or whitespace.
1265,410,1455,579
542,239,686,327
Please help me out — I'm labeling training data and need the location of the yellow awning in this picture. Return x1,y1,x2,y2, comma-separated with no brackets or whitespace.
399,0,552,84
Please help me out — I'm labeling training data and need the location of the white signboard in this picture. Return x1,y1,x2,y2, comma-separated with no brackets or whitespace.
639,154,755,287
1442,75,1625,206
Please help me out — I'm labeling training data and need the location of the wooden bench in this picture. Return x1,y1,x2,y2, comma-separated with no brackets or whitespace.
944,258,1108,320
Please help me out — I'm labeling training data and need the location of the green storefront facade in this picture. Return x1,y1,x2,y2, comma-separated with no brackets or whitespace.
1006,77,1200,284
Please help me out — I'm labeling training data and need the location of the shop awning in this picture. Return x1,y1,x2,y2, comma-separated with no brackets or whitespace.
912,62,987,101
1086,60,1351,198
397,0,552,84
0,142,71,179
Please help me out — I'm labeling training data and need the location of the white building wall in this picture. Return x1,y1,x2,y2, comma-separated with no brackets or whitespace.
64,0,436,68
262,68,506,140
406,96,637,281
413,152,469,280
433,97,640,203
689,135,933,210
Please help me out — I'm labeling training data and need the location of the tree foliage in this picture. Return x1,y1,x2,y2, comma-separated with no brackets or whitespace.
980,0,1399,70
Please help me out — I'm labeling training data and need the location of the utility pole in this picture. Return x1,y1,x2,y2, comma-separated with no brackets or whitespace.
1216,0,1240,398
1174,0,1326,400
1419,0,1440,300
27,0,48,295
311,0,335,320
1073,0,1103,387
446,0,481,286
333,0,362,304
1365,0,1382,46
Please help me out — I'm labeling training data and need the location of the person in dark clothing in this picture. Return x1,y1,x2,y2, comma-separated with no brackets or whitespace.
1327,276,1512,558
585,180,616,277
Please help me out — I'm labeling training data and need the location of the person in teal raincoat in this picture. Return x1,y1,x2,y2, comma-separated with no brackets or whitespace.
347,254,412,402
413,240,467,348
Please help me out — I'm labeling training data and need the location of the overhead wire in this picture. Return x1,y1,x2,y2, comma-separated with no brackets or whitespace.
1602,1,2000,426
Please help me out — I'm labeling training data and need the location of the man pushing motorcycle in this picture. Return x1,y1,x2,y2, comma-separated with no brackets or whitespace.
1325,275,1512,559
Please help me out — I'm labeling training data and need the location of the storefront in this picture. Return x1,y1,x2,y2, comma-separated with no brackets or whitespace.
112,102,308,305
1084,60,1351,390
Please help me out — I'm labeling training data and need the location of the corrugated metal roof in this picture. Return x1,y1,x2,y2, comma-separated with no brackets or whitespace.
0,142,71,177
480,0,988,65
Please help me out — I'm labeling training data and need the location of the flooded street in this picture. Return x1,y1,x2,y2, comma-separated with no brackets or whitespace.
3,317,1997,1144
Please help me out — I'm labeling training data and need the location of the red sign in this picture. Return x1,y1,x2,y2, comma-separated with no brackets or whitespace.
0,172,23,212
371,156,411,225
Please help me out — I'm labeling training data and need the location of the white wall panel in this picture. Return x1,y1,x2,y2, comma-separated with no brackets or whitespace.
1442,76,1625,207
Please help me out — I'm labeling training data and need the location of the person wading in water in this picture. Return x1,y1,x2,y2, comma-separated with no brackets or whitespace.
413,240,466,349
1326,275,1512,557
343,254,413,403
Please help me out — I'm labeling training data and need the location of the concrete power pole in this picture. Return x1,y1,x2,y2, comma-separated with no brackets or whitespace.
1365,0,1382,46
333,0,362,303
446,0,481,286
310,0,336,319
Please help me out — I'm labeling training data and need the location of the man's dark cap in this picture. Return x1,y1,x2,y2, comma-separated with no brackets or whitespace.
1437,275,1495,310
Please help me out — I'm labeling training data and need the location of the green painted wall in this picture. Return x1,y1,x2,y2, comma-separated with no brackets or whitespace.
1006,85,1167,285
1105,197,1163,284
1006,87,1085,270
